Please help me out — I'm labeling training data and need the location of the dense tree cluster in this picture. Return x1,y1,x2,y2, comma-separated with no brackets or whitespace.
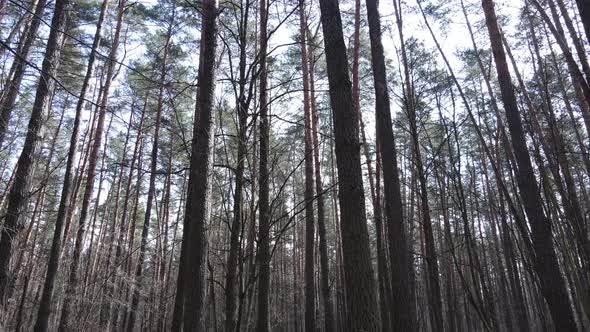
0,0,589,330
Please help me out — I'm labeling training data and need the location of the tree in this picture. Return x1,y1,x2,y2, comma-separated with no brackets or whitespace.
255,0,270,327
298,1,316,331
1,0,590,329
364,0,417,329
58,1,127,328
0,0,48,147
482,0,578,329
172,0,219,329
33,0,110,329
317,0,378,329
0,0,71,303
126,5,175,330
573,0,590,45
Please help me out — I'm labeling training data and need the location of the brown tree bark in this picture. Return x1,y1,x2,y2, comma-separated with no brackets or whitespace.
317,0,378,329
365,0,417,329
298,1,316,331
33,1,109,329
58,1,126,328
172,0,218,328
256,0,270,327
0,0,70,303
482,0,577,329
0,0,47,147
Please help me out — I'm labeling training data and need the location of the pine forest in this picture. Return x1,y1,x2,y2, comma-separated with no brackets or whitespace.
0,0,590,330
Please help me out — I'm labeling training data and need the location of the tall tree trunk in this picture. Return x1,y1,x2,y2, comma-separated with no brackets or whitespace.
317,0,378,329
126,11,173,331
482,0,577,329
0,0,46,147
351,1,390,329
552,0,590,81
0,0,70,303
33,0,109,329
298,2,316,331
256,0,270,327
529,0,590,120
224,0,251,329
58,1,126,328
365,0,416,329
172,0,218,328
95,105,134,328
308,32,335,332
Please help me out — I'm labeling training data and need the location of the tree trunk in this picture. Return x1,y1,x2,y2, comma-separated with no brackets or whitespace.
365,0,417,329
58,1,126,328
224,0,251,329
308,33,335,332
298,2,316,331
0,0,70,303
0,0,47,147
256,0,270,327
172,0,218,328
482,0,577,329
574,0,590,45
126,21,173,332
33,0,109,329
317,0,378,328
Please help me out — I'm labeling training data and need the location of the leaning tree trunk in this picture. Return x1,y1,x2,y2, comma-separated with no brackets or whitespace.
58,1,126,328
0,0,47,148
482,0,577,329
33,1,109,329
0,0,70,303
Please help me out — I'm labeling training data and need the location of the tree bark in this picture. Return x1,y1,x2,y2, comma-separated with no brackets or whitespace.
33,0,109,329
58,1,126,328
298,2,316,331
574,0,590,45
482,0,578,329
0,0,70,303
256,0,270,327
365,0,417,329
0,0,47,147
173,0,218,328
317,0,378,328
